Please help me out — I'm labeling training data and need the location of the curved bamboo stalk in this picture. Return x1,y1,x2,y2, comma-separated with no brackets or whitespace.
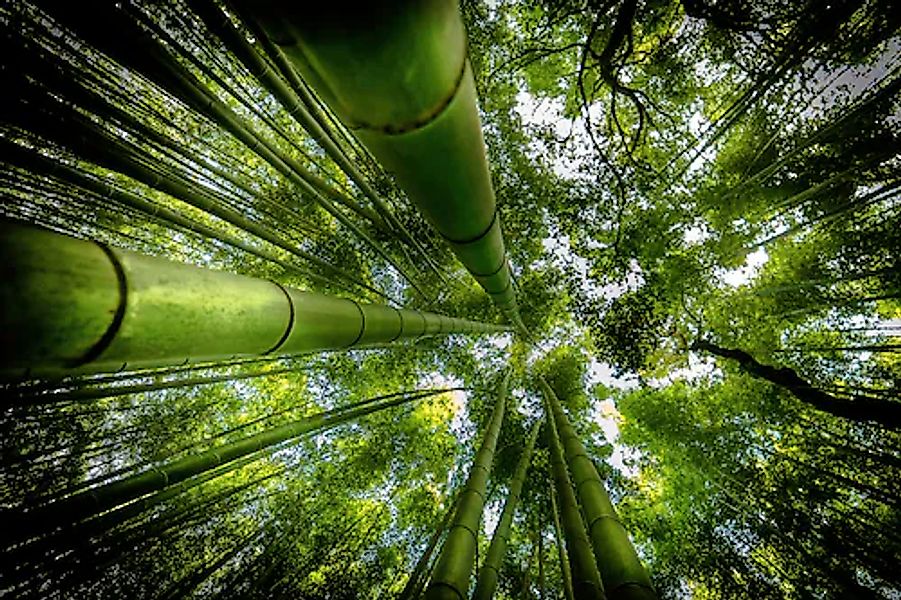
0,221,510,379
240,0,524,327
540,377,656,600
473,419,541,600
11,365,309,405
425,371,508,599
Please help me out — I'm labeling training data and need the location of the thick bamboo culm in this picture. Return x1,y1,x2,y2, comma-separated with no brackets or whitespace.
540,377,657,600
238,0,524,328
0,220,510,379
546,409,607,600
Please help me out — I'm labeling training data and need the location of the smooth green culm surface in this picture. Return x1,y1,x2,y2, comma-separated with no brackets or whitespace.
239,0,524,328
472,419,541,600
541,377,656,600
545,400,607,600
0,221,509,378
424,371,508,599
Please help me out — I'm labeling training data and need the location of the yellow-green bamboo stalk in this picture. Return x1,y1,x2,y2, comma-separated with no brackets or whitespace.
472,419,541,600
0,221,510,379
238,0,524,327
425,371,508,599
540,377,656,600
546,411,606,600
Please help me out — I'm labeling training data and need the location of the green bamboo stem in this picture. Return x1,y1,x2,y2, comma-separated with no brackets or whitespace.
398,490,459,600
240,32,451,286
8,353,303,396
240,0,523,323
12,365,309,405
540,377,656,600
144,37,428,296
10,81,385,300
0,221,510,378
29,2,427,297
234,6,386,187
5,454,275,587
729,68,901,196
550,480,576,600
473,419,541,600
424,371,508,600
189,0,402,235
5,387,455,546
546,411,606,600
73,83,339,233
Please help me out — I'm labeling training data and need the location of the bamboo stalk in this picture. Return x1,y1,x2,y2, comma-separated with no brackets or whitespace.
240,0,524,326
540,377,656,600
473,419,541,600
546,410,606,600
3,387,458,547
0,221,510,379
425,371,508,599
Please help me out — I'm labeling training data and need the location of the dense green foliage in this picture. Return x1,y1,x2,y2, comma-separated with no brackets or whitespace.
1,0,898,598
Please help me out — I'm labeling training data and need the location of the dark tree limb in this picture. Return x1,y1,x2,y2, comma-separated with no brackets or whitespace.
692,340,901,429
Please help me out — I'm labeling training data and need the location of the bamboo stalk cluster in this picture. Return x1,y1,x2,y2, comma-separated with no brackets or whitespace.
0,1,663,596
416,374,656,599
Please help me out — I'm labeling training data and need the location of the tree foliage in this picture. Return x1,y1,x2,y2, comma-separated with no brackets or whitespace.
1,0,899,598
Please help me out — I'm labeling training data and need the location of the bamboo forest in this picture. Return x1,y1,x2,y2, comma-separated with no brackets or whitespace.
2,0,900,598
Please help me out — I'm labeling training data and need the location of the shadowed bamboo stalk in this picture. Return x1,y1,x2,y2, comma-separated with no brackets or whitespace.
473,419,541,600
425,371,508,599
692,340,901,428
546,411,606,600
2,387,459,548
239,0,525,328
10,365,310,405
4,455,280,592
551,480,576,600
0,221,510,379
540,377,656,600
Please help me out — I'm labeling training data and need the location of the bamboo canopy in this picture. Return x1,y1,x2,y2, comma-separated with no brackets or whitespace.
238,0,525,330
0,220,510,379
